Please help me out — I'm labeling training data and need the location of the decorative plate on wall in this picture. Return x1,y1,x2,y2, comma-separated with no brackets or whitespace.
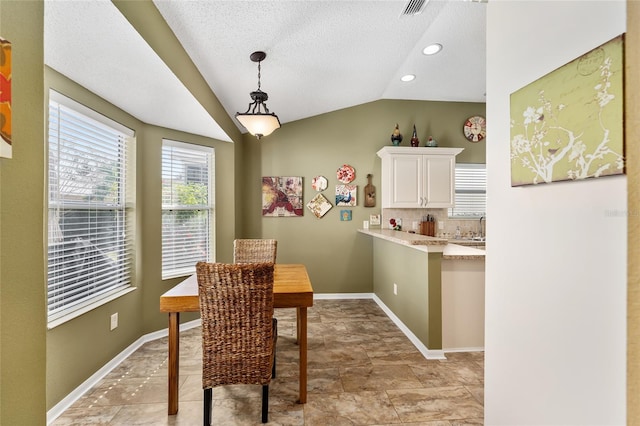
311,175,328,191
336,164,356,184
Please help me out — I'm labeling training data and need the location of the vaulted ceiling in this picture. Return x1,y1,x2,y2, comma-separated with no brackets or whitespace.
44,0,486,142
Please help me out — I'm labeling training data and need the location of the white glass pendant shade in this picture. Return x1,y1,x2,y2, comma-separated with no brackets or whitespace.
236,113,281,139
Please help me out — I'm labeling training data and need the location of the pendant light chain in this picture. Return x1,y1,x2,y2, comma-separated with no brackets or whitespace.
257,60,262,91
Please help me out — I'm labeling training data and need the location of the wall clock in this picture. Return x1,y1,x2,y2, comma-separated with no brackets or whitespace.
463,115,486,142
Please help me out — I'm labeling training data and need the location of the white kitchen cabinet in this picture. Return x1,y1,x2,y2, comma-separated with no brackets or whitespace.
377,146,463,208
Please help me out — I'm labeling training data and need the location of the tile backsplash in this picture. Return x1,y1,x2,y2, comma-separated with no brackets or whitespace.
381,208,486,239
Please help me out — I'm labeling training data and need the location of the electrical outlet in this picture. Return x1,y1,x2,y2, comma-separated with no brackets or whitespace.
393,283,398,295
438,221,444,230
110,313,118,330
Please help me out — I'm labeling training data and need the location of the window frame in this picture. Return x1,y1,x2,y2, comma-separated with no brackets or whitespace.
448,162,487,219
47,90,136,328
161,139,215,279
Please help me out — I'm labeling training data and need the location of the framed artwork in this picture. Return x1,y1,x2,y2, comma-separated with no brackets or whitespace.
510,35,624,186
340,210,352,221
335,184,357,206
0,37,11,159
306,193,332,218
262,176,304,217
369,214,381,226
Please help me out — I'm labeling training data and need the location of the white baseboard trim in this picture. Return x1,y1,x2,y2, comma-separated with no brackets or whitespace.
48,294,454,423
371,294,446,360
443,346,485,353
46,318,201,425
314,293,374,299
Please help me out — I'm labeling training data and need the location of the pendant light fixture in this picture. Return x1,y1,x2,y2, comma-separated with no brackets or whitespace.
235,51,281,140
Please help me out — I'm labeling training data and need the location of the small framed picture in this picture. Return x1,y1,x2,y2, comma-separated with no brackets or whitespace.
369,214,381,226
336,184,357,206
340,209,352,221
306,193,332,218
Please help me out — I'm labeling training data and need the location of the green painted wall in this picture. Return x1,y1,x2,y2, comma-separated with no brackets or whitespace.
44,69,145,408
241,99,485,294
372,238,442,350
0,1,47,424
137,124,237,334
44,69,237,409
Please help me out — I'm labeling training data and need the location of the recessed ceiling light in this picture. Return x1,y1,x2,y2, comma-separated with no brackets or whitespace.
401,74,416,82
423,43,443,55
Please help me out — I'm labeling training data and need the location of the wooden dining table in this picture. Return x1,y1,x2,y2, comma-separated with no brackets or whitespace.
159,263,314,415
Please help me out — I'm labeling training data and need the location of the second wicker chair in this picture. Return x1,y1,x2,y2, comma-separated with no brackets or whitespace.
233,239,277,264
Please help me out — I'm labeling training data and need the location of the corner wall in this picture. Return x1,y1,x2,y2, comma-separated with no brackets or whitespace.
44,69,237,410
485,1,626,423
626,1,640,422
0,1,47,424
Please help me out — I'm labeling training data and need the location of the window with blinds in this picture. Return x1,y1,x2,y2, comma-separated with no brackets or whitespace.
162,140,214,279
47,91,135,325
449,163,487,218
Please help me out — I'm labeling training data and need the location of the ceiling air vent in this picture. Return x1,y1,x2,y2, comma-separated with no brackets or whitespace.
401,0,428,16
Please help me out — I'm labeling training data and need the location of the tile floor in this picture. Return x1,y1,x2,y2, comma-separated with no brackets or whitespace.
52,299,484,425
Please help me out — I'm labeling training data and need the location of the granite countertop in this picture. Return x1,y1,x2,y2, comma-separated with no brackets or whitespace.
446,239,486,247
358,228,485,260
442,243,485,260
358,228,448,246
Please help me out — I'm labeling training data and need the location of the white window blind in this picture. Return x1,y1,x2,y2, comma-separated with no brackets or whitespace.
162,140,214,279
47,91,135,324
449,163,486,218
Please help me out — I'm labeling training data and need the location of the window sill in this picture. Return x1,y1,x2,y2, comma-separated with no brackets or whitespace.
47,286,137,330
162,269,196,281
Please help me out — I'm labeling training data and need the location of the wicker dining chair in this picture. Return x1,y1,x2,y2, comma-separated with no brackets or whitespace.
196,262,277,424
233,239,277,264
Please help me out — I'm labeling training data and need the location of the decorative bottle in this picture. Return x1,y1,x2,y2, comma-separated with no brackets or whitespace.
410,125,420,147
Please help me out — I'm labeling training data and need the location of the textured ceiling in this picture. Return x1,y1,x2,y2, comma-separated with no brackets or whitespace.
44,0,486,142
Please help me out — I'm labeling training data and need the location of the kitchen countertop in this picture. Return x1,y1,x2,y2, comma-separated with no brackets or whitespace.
442,243,485,260
446,239,486,247
358,228,485,260
358,228,447,246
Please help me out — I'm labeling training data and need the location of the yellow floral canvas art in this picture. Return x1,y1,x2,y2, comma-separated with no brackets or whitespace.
510,35,624,186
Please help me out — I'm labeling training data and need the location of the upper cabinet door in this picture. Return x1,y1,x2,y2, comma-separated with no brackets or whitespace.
377,147,463,209
388,154,423,208
423,155,455,208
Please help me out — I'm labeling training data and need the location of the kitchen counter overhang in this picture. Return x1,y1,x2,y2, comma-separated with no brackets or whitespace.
358,228,485,260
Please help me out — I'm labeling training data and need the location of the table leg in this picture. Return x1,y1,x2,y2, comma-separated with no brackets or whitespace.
296,308,301,344
168,312,180,415
297,307,307,404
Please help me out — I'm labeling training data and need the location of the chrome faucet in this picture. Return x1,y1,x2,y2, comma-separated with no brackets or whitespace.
479,216,484,238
